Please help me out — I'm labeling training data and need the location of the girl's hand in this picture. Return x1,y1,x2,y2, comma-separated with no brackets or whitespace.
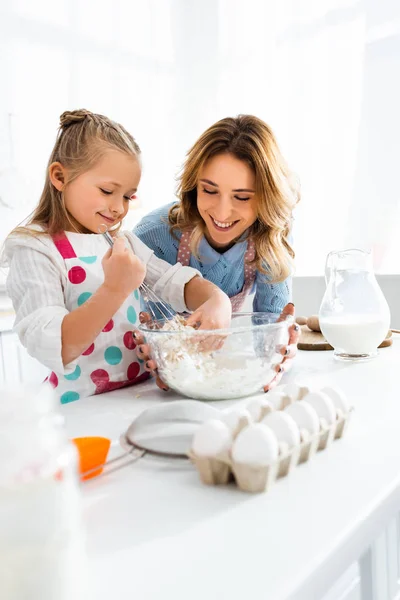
133,292,232,390
185,291,232,352
102,238,146,298
185,290,232,331
263,303,299,392
136,304,299,393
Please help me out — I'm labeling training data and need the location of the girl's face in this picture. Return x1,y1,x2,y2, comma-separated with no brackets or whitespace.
196,153,258,250
53,150,141,233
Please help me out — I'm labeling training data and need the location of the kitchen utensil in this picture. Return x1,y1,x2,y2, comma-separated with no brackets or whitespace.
98,224,182,325
319,249,390,360
138,312,294,401
80,400,220,480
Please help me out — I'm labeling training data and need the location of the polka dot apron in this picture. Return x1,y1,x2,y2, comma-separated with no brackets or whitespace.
48,232,148,404
177,229,256,312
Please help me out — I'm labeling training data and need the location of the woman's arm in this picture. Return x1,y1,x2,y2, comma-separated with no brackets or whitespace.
253,271,292,314
252,272,299,390
133,203,177,264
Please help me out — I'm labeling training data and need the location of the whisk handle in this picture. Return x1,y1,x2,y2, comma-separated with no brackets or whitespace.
101,231,114,248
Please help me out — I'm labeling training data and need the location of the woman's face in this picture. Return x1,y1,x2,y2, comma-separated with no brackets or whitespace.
196,153,258,250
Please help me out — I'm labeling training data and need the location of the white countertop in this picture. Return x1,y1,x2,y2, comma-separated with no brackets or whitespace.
62,338,400,600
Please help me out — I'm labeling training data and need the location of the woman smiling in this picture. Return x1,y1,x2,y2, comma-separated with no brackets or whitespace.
134,114,300,390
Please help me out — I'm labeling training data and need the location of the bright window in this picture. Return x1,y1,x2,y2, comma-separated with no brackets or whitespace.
1,0,399,287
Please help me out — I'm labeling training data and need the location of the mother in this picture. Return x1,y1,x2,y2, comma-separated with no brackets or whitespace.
134,115,300,391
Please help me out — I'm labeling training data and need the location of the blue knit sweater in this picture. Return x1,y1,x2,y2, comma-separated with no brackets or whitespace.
134,203,291,313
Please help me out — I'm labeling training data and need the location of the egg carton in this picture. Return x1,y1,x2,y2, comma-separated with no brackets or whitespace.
189,404,352,494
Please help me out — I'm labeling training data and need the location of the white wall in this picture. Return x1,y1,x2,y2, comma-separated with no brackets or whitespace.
292,275,400,328
1,0,399,284
241,274,399,327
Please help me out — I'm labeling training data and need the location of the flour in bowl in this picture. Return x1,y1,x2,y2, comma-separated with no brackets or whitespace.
149,320,281,401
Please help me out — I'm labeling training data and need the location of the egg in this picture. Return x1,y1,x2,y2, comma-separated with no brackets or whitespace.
191,419,232,457
220,407,252,432
282,382,311,402
232,423,279,467
296,316,308,326
321,386,350,414
261,411,301,448
264,389,290,410
284,401,320,435
306,315,321,332
302,391,337,426
246,396,275,421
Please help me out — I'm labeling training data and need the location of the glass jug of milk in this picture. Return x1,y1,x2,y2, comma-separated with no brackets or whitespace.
319,249,390,361
0,385,87,600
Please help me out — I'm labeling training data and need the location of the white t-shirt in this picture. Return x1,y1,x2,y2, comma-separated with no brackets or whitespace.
3,229,201,375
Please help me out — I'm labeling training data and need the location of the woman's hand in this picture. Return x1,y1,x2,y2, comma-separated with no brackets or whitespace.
134,303,299,394
133,312,169,391
263,303,299,392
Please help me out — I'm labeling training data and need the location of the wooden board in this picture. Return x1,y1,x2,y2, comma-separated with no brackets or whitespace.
298,325,393,351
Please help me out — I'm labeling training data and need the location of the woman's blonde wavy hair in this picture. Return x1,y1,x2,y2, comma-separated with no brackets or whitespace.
169,115,300,283
9,109,140,238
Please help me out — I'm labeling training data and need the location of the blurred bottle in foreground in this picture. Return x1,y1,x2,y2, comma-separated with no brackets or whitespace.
0,385,87,600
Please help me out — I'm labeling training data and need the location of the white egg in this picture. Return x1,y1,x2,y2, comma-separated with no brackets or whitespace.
321,386,350,414
232,423,279,467
264,389,289,410
220,407,252,432
192,419,232,457
302,391,336,426
261,411,301,448
284,401,320,435
282,382,311,402
246,397,274,421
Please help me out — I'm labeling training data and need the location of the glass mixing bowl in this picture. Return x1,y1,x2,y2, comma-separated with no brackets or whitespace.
138,312,293,401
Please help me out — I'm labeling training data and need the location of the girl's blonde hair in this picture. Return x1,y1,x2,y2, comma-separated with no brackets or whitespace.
11,109,140,237
169,115,300,282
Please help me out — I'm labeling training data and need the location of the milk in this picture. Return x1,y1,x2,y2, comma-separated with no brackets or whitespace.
0,385,87,600
0,474,87,600
319,314,389,354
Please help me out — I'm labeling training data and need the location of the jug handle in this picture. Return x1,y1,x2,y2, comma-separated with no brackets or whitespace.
325,251,336,286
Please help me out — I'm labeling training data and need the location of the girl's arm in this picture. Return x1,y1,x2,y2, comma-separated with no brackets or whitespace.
184,276,232,330
125,231,231,328
6,237,145,370
6,241,75,374
61,238,145,365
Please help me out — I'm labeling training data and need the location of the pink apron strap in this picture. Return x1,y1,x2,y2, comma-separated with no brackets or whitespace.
52,232,77,259
231,238,257,312
177,229,193,266
243,237,256,281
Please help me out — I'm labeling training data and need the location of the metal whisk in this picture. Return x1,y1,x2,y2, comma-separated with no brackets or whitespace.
99,225,183,326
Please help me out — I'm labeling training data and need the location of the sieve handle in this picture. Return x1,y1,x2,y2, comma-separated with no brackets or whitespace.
80,447,145,482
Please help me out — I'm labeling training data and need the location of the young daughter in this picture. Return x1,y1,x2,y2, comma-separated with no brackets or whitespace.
3,109,231,403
